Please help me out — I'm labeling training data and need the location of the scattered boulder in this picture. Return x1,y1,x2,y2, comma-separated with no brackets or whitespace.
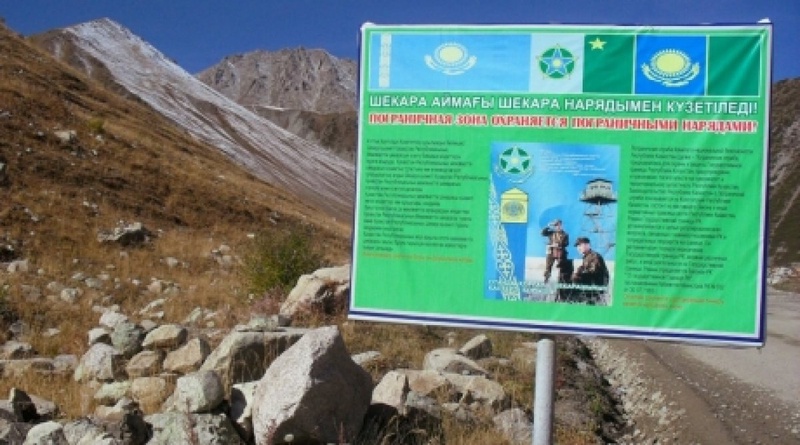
199,327,306,392
459,334,493,360
98,311,129,330
494,408,533,445
88,327,112,346
22,420,68,444
94,382,132,407
125,350,164,378
372,371,410,412
423,347,490,376
97,222,154,246
165,370,224,414
0,358,55,378
252,326,373,445
1,341,35,360
9,388,40,422
74,343,125,383
6,259,29,274
0,417,31,444
145,412,244,444
230,382,258,442
279,264,351,318
110,322,145,359
130,377,172,414
163,338,210,375
53,129,77,144
62,418,111,444
141,324,187,351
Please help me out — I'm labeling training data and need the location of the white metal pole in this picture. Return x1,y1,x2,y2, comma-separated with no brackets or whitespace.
533,334,556,445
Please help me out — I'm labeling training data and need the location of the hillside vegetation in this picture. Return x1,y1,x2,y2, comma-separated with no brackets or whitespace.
0,20,352,355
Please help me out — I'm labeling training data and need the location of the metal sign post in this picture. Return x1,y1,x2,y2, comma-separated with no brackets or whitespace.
533,334,556,445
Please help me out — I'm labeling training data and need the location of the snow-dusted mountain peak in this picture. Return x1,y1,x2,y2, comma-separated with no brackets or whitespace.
39,18,354,221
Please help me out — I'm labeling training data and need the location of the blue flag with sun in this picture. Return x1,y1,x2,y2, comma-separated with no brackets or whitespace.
634,35,707,95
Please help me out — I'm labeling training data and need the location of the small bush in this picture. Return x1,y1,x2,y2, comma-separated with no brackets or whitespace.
242,227,328,296
86,117,105,134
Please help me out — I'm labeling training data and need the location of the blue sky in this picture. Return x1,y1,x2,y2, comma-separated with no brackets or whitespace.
1,1,797,81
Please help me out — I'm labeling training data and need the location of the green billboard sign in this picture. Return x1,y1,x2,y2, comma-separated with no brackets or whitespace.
350,23,772,346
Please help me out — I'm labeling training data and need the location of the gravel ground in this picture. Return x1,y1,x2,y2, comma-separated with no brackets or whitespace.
586,290,800,444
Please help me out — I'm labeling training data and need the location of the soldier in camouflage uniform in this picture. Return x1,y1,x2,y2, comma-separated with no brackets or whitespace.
541,219,569,283
572,236,609,304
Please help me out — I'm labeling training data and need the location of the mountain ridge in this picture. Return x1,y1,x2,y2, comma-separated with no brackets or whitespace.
197,47,358,161
32,18,355,222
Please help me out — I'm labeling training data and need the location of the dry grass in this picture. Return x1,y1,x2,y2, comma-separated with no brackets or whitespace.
0,21,349,418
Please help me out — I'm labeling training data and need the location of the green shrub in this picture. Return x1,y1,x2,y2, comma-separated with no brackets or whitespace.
242,227,328,296
86,117,105,134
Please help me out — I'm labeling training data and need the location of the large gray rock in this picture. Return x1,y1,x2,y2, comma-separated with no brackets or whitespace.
88,327,112,346
110,322,145,359
371,371,410,412
0,417,31,444
125,350,164,378
494,408,533,445
442,373,509,410
230,382,258,443
0,358,55,378
459,334,493,360
94,382,132,407
423,348,490,376
129,377,172,414
23,420,68,444
74,343,125,383
163,338,210,375
97,222,154,246
279,265,350,318
199,327,306,392
396,368,509,410
252,326,373,445
395,369,450,396
1,341,34,359
165,370,224,414
145,412,244,444
62,418,115,445
98,311,129,330
142,324,187,351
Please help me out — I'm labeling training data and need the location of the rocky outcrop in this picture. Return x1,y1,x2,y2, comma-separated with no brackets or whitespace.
0,264,622,444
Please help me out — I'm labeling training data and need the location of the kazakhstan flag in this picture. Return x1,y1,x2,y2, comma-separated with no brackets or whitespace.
369,32,532,92
634,35,707,95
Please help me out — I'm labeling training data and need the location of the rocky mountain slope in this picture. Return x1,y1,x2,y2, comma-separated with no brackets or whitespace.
196,48,357,114
197,49,358,161
767,78,800,266
31,19,355,222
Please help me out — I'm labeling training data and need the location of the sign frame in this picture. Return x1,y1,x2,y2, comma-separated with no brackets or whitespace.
350,23,772,347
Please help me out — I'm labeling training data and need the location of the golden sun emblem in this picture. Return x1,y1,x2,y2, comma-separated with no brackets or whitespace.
425,43,477,75
642,49,700,87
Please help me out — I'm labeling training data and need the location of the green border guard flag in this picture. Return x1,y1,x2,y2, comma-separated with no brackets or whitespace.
350,23,772,347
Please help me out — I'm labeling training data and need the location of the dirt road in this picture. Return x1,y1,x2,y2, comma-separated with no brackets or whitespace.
589,289,800,444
